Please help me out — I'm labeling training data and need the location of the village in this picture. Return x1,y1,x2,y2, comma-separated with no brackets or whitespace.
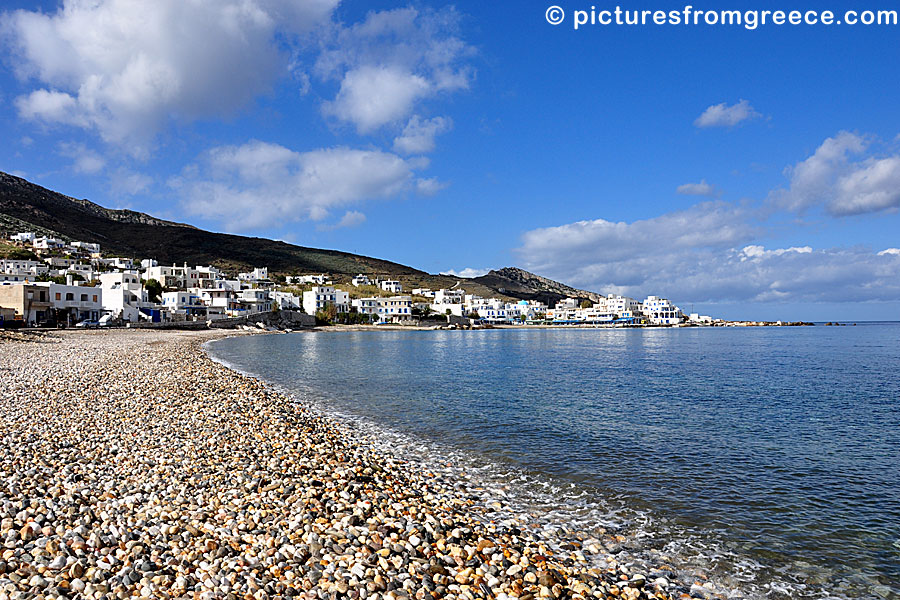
0,231,727,328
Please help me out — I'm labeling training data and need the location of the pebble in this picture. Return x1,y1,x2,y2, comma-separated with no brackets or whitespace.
0,329,680,600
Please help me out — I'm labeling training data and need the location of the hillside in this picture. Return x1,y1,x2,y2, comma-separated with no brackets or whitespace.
473,268,603,306
0,171,602,304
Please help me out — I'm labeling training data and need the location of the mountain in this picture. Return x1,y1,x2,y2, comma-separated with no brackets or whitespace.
0,171,602,304
473,267,603,306
0,171,428,277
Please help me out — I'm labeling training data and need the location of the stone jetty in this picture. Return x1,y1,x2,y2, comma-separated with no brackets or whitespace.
0,330,677,600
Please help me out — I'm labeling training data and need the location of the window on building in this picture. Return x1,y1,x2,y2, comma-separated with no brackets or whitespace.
66,293,74,301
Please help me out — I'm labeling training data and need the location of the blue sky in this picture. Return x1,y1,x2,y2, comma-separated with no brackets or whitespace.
1,0,899,320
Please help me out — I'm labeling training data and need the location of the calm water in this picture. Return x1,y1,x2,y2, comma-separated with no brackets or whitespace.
208,325,900,600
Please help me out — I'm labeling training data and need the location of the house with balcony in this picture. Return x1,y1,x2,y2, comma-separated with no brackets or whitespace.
45,282,103,324
302,285,349,315
642,296,684,325
378,279,402,293
0,283,52,324
351,274,372,287
100,271,148,322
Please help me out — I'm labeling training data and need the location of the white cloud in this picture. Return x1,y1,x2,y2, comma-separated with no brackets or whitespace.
3,0,338,151
173,140,439,232
323,66,431,134
415,177,448,196
676,179,719,197
515,202,900,304
317,210,367,231
393,115,452,155
694,99,761,128
316,7,473,133
878,248,900,256
442,268,489,278
57,142,105,174
109,169,153,196
774,131,900,216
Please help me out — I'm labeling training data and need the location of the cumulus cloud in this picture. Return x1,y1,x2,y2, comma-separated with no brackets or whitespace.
694,99,761,128
442,268,490,278
676,179,719,197
109,169,153,196
515,202,900,304
393,115,452,155
774,131,900,216
172,140,438,231
317,7,473,133
2,0,338,151
57,142,105,174
317,210,367,232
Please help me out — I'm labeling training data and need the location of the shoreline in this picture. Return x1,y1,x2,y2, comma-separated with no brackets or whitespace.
1,329,681,600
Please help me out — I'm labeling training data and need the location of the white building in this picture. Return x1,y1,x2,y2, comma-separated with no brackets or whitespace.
288,274,330,285
100,271,147,323
376,296,412,322
9,232,35,244
0,259,48,282
642,296,684,325
238,267,269,282
302,286,349,315
237,289,273,314
45,282,103,323
431,288,466,317
161,291,206,318
271,291,302,310
596,295,641,318
352,274,372,287
379,280,402,293
70,241,101,254
33,236,66,250
412,288,435,298
351,297,378,317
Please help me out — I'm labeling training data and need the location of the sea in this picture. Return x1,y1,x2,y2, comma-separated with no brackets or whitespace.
206,324,900,600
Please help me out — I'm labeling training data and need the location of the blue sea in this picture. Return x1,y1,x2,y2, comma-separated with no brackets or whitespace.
207,325,900,600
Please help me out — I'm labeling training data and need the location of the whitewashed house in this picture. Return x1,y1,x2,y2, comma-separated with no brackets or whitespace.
0,259,48,282
70,241,100,254
237,289,272,314
33,236,65,250
378,279,402,293
376,296,413,322
9,232,35,244
238,267,269,282
100,271,147,322
161,291,207,318
642,296,684,325
302,286,349,315
288,274,330,285
351,274,372,287
45,282,103,323
352,297,378,317
271,291,302,310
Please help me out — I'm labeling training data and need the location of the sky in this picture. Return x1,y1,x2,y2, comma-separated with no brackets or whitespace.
1,0,899,321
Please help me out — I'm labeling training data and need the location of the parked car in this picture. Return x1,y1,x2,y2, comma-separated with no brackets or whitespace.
98,315,115,327
75,319,100,329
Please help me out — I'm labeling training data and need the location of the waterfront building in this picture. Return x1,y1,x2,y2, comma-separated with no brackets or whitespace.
642,296,684,325
302,285,349,315
100,271,147,322
0,283,52,324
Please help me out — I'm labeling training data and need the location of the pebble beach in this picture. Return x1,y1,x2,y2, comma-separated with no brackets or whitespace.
0,329,679,600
